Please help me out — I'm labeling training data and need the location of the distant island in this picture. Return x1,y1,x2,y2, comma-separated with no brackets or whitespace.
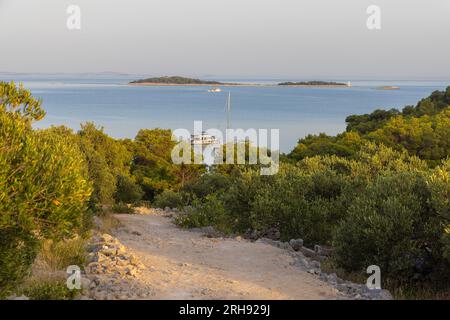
129,76,352,88
278,81,348,86
129,76,238,86
377,86,400,90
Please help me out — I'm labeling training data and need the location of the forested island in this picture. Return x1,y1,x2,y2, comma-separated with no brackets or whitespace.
278,81,348,86
130,76,236,86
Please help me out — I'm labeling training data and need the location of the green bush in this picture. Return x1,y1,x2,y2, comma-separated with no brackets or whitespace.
114,174,144,204
176,195,231,233
0,228,39,298
78,122,133,205
182,172,231,201
251,164,348,245
153,190,185,209
333,171,445,281
0,83,92,296
111,202,135,214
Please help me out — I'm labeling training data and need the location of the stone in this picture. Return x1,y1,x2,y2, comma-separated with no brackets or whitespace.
276,242,290,250
327,273,338,284
81,277,91,290
299,246,316,258
101,247,117,256
289,239,304,251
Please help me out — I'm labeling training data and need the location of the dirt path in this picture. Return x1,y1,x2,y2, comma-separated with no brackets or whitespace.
112,213,342,300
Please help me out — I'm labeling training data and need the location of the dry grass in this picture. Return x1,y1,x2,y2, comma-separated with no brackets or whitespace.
14,237,88,300
33,237,88,272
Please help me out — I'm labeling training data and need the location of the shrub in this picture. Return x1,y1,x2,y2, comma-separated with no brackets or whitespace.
114,174,144,204
153,190,185,209
176,195,231,234
111,202,135,214
0,83,92,296
0,227,39,298
251,164,348,245
19,280,79,300
78,122,133,205
333,171,445,281
182,172,231,201
35,237,87,271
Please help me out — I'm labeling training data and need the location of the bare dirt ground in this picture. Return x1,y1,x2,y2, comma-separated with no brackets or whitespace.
113,213,342,300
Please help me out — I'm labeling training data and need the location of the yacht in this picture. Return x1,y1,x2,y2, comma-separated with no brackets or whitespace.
208,87,222,93
190,132,220,146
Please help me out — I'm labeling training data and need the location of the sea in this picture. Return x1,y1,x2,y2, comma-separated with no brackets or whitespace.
1,74,448,153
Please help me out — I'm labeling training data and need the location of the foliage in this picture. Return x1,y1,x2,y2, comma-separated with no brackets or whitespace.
114,174,144,204
131,128,205,200
0,227,38,298
290,87,450,165
77,123,132,205
333,170,448,282
36,237,87,271
19,280,79,300
176,195,231,234
0,83,91,296
153,190,185,209
368,108,450,166
111,202,135,214
289,132,364,161
0,81,45,121
182,172,231,198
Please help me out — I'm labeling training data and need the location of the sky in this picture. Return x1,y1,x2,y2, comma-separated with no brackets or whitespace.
0,0,449,79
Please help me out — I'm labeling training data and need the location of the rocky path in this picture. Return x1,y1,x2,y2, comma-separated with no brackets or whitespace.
110,213,344,300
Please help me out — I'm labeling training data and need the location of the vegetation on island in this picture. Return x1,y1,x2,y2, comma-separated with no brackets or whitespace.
130,76,226,85
278,81,348,86
1,81,449,299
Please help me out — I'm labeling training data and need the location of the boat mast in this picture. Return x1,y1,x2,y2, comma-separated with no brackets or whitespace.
226,92,231,130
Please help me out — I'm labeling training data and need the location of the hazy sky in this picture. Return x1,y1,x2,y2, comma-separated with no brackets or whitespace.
0,0,449,78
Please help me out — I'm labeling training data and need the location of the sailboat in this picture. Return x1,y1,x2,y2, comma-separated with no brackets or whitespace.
190,92,231,147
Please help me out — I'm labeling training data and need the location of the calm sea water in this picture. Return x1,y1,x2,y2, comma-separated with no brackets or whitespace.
2,74,448,153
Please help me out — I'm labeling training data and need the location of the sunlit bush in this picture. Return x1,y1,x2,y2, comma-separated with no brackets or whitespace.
0,82,91,296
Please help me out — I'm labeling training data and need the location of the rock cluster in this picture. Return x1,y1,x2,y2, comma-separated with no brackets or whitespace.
86,234,144,277
257,237,393,300
79,233,153,300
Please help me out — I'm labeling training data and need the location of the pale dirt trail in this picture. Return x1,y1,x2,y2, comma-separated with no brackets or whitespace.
113,213,342,300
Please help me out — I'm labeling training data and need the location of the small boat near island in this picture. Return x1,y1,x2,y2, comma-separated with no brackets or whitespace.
208,87,222,93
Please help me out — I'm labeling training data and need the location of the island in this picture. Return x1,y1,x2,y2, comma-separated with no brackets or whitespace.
129,76,238,86
278,81,349,87
377,86,400,90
